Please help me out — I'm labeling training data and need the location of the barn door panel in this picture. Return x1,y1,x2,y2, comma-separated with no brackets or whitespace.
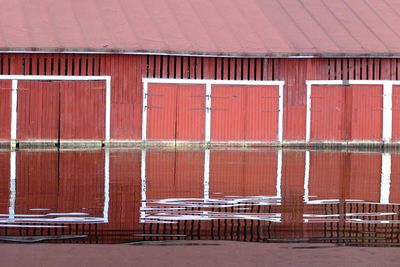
60,81,105,140
245,86,279,141
0,80,11,140
176,85,206,141
17,81,60,141
391,85,400,140
350,85,382,141
310,85,345,141
146,84,206,141
211,85,245,141
146,84,177,141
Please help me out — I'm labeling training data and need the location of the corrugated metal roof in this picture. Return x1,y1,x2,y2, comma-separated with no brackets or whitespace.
1,0,400,57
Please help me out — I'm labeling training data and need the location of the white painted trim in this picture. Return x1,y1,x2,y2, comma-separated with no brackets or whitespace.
105,77,111,142
142,82,149,142
141,150,147,202
10,80,18,147
306,83,312,143
380,153,391,204
276,149,282,200
304,151,310,203
140,150,147,222
306,80,400,86
204,150,210,201
205,83,212,143
383,83,392,142
0,75,110,81
278,84,284,143
143,78,284,86
1,75,111,144
9,151,16,221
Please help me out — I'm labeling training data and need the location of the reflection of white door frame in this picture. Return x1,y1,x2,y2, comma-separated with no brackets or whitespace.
5,150,110,225
304,151,392,204
0,75,111,148
140,149,283,220
142,78,285,144
305,80,397,143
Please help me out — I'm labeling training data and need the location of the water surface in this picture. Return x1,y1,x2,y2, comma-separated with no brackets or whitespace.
0,148,399,246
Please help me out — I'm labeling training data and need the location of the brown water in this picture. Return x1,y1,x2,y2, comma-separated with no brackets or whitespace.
0,148,399,246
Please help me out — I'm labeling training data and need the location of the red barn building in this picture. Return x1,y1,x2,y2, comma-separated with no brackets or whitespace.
1,0,400,147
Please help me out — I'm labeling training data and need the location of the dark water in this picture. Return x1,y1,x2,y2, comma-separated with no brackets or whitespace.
0,148,399,246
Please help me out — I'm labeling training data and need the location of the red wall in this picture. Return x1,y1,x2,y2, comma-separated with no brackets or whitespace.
0,54,399,142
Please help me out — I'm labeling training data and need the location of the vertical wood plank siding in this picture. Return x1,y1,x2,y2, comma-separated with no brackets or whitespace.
0,54,400,142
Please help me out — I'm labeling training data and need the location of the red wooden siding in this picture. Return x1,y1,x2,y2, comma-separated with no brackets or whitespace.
146,84,205,141
0,80,11,140
17,81,60,141
176,85,206,141
392,85,400,140
211,85,245,141
146,84,176,140
311,86,345,141
351,85,382,141
311,85,383,141
1,54,400,142
60,81,105,140
211,85,279,142
0,152,9,214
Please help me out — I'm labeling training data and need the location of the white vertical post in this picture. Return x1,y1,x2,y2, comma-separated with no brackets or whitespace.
278,83,284,143
140,150,147,222
304,150,310,203
382,83,392,143
142,82,149,142
305,83,312,143
205,83,212,144
380,152,391,204
276,149,282,201
10,80,18,149
105,77,111,144
204,149,210,201
9,151,16,221
103,149,110,222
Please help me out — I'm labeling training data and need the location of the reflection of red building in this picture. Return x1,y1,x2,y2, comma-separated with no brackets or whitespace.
0,149,400,246
210,151,277,197
146,150,204,199
14,151,105,218
308,152,382,202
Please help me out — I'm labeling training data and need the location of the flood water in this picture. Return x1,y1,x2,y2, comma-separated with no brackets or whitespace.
0,148,399,246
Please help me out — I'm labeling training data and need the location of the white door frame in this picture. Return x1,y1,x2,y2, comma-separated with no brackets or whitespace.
0,75,111,147
142,78,285,144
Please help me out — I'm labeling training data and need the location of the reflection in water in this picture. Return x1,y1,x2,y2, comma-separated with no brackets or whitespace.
0,148,399,246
